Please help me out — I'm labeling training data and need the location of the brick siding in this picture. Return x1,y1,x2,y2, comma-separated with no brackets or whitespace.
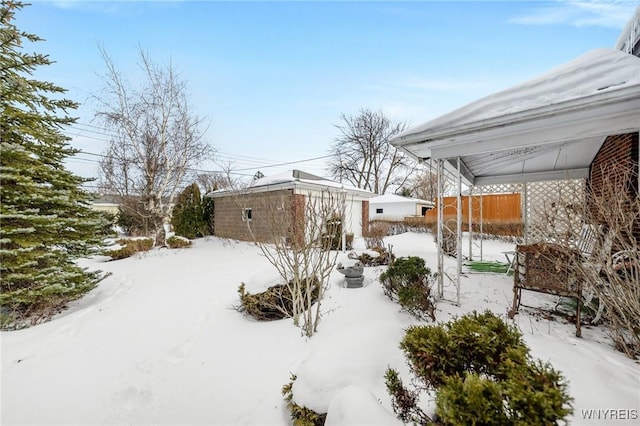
361,200,369,236
213,189,296,243
588,132,639,244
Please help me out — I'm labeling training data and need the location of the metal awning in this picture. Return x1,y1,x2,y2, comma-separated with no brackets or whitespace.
389,47,640,307
391,48,640,186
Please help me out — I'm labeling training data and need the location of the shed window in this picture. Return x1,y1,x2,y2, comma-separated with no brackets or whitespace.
242,208,252,222
376,208,383,214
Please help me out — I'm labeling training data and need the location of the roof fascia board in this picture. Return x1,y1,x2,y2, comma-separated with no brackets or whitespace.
207,182,294,198
474,168,590,186
427,98,639,160
393,85,639,149
293,182,373,199
208,181,373,199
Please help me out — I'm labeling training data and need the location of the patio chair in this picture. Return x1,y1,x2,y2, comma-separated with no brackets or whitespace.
508,223,602,337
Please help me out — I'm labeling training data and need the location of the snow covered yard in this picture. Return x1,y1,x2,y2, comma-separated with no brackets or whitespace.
1,232,638,425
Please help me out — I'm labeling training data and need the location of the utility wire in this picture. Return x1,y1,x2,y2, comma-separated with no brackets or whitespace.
68,122,330,165
68,149,330,175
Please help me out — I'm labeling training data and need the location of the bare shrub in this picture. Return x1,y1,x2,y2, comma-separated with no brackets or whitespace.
365,221,389,249
242,189,347,337
530,162,639,358
584,163,639,357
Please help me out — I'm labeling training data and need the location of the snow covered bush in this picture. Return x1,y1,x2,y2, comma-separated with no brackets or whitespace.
386,311,573,425
282,375,326,426
237,278,320,321
379,256,436,321
104,238,154,260
166,235,192,249
354,245,395,267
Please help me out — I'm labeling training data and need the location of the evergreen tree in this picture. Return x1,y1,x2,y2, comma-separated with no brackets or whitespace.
202,195,215,236
171,183,206,239
0,1,107,328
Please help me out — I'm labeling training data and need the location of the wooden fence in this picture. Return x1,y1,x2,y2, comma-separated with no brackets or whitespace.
424,193,521,223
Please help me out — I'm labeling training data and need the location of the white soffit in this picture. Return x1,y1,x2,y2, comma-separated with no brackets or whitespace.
392,49,640,185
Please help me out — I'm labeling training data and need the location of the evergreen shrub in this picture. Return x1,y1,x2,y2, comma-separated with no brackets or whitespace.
166,235,192,249
202,196,215,235
282,375,326,426
105,238,154,260
171,183,208,239
386,311,573,425
379,256,435,321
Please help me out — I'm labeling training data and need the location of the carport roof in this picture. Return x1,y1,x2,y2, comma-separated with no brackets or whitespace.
390,48,640,186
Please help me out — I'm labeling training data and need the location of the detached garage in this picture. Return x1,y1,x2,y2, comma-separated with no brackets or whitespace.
206,170,373,244
369,193,434,221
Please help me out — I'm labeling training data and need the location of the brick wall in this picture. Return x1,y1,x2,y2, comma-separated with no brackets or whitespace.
213,189,295,243
361,200,369,236
291,193,306,247
588,132,639,244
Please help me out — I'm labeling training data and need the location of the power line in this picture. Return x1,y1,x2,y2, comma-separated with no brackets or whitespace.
68,121,330,169
69,149,331,176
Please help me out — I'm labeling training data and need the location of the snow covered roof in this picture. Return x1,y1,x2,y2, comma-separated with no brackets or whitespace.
249,169,325,188
391,48,640,186
370,193,434,207
207,169,373,198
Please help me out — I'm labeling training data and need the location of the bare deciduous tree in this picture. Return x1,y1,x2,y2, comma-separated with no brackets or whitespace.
244,189,347,337
402,166,442,201
95,47,213,244
196,172,231,194
328,108,414,194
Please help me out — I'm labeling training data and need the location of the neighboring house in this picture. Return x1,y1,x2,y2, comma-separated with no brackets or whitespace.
89,194,175,217
90,194,120,216
616,5,639,56
206,170,373,243
369,193,434,221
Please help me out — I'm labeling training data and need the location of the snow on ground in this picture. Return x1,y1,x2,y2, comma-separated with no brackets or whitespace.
1,232,638,425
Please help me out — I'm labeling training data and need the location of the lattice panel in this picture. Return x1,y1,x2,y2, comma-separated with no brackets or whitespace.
524,179,586,245
474,183,523,195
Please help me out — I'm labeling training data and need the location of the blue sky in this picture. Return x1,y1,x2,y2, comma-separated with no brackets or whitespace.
16,0,638,181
